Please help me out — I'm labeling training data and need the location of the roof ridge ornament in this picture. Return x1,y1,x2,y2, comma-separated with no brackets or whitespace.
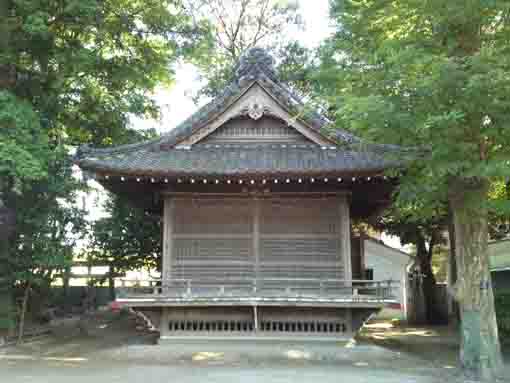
235,48,277,85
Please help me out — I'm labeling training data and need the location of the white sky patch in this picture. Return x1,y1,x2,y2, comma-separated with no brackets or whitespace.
381,233,412,254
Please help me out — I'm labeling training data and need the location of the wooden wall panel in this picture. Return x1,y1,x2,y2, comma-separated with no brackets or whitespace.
260,199,340,235
172,238,253,280
174,199,252,235
165,197,348,285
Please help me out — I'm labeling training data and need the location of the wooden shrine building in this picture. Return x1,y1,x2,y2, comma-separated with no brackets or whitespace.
76,48,401,340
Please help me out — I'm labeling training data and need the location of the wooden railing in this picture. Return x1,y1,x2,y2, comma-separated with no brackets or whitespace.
116,278,396,301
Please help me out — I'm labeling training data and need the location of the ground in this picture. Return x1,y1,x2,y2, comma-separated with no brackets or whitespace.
1,311,509,383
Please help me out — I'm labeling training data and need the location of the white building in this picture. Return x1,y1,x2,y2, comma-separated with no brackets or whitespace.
361,237,413,317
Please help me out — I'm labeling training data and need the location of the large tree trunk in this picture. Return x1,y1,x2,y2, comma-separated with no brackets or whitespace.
447,209,460,326
416,234,442,324
449,179,503,380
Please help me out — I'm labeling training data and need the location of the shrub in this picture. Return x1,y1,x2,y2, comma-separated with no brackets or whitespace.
495,290,510,344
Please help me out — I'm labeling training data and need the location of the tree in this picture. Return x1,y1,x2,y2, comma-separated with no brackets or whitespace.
0,91,50,336
319,0,510,379
185,0,315,99
7,149,86,340
0,0,209,337
1,0,209,147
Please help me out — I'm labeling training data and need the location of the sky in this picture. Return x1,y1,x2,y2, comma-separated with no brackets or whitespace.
82,0,408,252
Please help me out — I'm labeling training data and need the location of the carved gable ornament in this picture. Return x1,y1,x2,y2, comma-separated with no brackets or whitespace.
243,100,270,121
175,83,331,148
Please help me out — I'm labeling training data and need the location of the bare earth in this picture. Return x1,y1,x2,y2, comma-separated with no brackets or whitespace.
1,312,509,383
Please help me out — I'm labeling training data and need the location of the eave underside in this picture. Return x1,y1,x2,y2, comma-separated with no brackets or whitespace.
96,176,396,221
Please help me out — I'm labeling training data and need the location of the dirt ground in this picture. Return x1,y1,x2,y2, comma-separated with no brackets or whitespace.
0,311,509,383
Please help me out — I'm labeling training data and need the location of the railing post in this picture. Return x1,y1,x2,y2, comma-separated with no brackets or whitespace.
186,280,192,295
319,280,324,296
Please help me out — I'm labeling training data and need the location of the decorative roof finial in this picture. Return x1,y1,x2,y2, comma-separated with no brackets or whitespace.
235,48,277,83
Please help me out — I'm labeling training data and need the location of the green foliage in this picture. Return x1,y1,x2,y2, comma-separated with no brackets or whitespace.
0,280,15,331
90,194,162,276
318,0,510,212
495,290,510,344
2,0,210,147
187,0,317,100
7,150,87,289
0,91,49,188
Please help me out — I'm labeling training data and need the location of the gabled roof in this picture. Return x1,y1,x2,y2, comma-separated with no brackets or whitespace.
76,48,401,178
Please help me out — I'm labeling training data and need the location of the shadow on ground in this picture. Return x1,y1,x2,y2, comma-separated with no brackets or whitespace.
1,311,509,383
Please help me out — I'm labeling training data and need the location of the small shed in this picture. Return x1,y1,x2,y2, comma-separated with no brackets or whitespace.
352,237,412,317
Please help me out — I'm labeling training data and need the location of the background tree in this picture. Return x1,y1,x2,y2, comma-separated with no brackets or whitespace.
488,179,510,240
90,194,162,298
318,0,510,379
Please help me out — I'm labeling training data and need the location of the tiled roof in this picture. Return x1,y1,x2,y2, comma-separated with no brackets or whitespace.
76,48,402,176
77,144,397,177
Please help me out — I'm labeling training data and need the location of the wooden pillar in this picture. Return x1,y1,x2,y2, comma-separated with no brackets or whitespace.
253,305,259,332
345,308,353,333
159,308,170,340
339,195,352,285
253,198,260,288
163,198,174,284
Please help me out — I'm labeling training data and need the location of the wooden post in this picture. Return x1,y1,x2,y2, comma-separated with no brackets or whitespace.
345,308,353,334
159,308,170,340
162,198,174,290
253,198,260,290
253,305,258,332
339,195,352,286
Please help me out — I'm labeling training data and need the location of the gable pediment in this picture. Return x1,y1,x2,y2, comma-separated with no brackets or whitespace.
199,115,313,144
175,82,332,148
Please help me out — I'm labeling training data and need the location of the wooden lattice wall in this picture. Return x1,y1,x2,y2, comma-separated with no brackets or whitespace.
162,196,351,285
